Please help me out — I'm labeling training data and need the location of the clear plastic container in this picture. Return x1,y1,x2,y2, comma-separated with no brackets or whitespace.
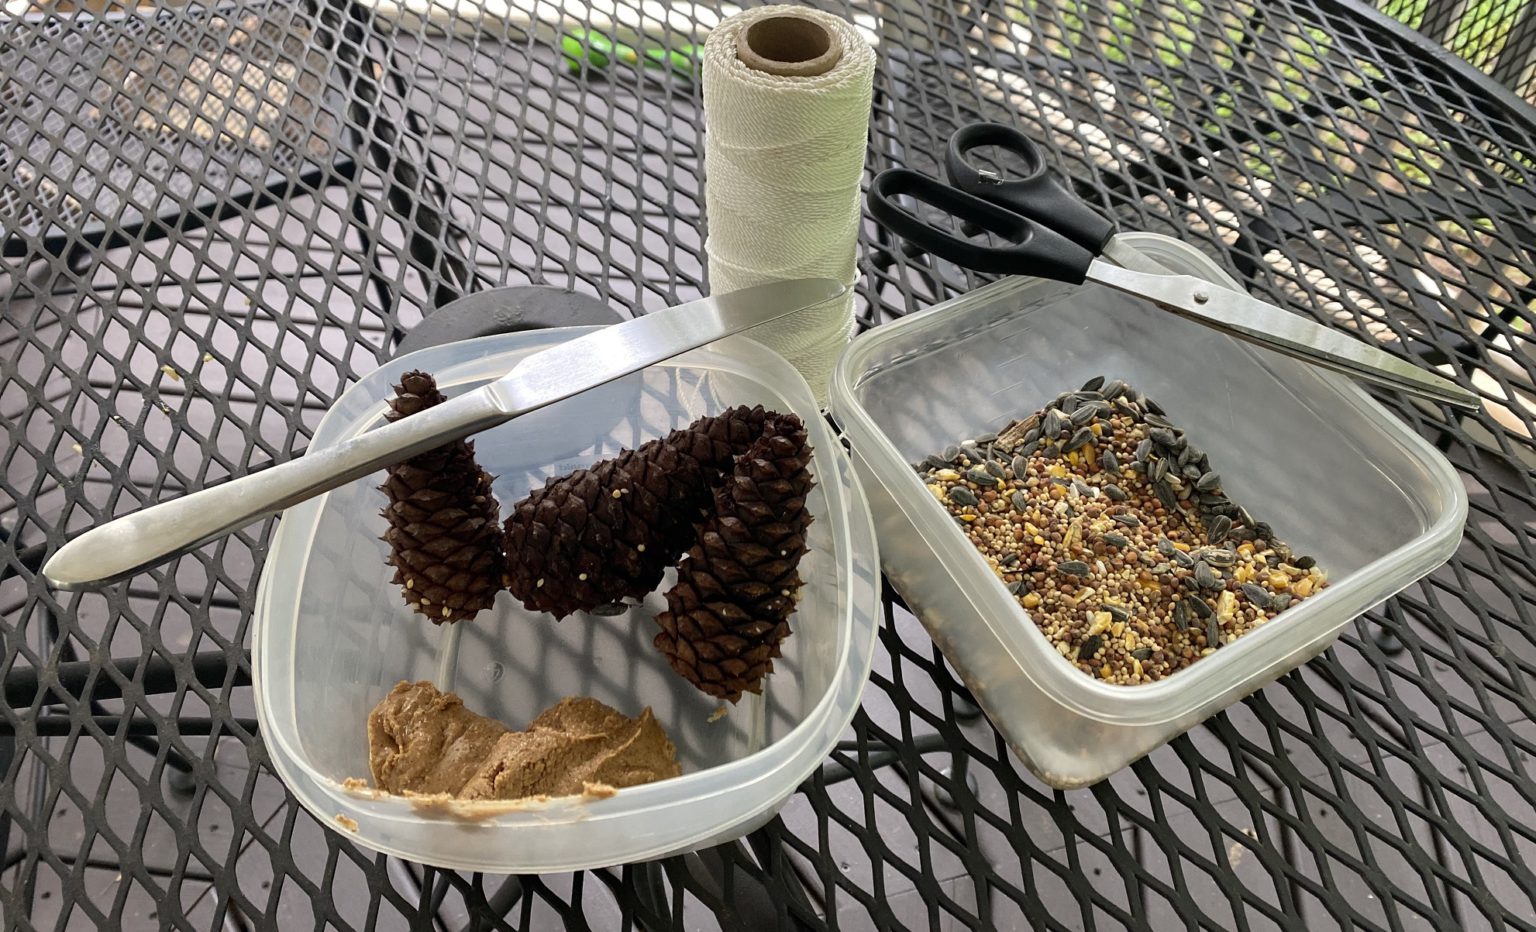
829,233,1465,788
253,329,880,872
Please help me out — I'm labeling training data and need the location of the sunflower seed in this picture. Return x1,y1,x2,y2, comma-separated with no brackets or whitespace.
1155,482,1180,512
1151,457,1171,482
1005,455,1025,477
1105,602,1131,621
1208,514,1232,543
1101,449,1120,473
1145,396,1167,416
1043,409,1067,437
1070,404,1098,427
1103,483,1129,502
1182,463,1203,482
1197,492,1228,507
1103,533,1130,549
1051,476,1072,488
1230,527,1257,541
975,431,998,445
1202,548,1236,568
1057,560,1091,577
1177,446,1196,468
1172,548,1195,568
1071,480,1095,498
591,602,629,616
1080,634,1103,658
1206,616,1221,647
1103,378,1129,400
1173,599,1191,629
924,454,951,470
1131,647,1154,661
960,439,980,455
1187,596,1213,618
1271,593,1292,610
1148,427,1179,447
1295,555,1316,570
1114,397,1140,417
1195,561,1220,589
1136,438,1153,461
1022,426,1041,446
1019,440,1040,458
1241,583,1272,608
1011,491,1029,512
1237,506,1255,527
1151,562,1172,575
1112,513,1141,527
1008,578,1029,595
1144,412,1174,430
1079,375,1106,392
1064,427,1094,453
986,459,1007,478
1001,552,1020,566
947,486,978,506
1196,471,1222,492
942,444,961,461
1157,538,1178,556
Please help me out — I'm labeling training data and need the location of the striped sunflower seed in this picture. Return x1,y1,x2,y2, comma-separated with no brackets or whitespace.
1011,491,1029,513
1208,514,1233,543
1056,560,1091,577
948,486,978,506
1102,533,1130,549
1196,471,1221,492
1112,513,1141,527
1189,596,1213,618
1241,583,1272,609
1101,449,1120,473
1103,483,1129,502
1194,561,1221,589
1080,375,1106,392
1063,427,1094,453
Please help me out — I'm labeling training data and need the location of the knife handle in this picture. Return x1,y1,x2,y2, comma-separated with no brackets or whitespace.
42,386,507,591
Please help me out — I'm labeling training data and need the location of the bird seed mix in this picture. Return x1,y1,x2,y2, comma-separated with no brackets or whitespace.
914,376,1328,685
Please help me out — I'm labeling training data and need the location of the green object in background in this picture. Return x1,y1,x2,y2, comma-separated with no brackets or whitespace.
562,29,700,79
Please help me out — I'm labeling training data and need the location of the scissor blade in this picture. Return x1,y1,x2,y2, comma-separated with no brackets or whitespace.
1086,260,1478,410
1100,236,1178,276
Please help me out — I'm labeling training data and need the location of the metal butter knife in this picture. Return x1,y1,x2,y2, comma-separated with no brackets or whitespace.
42,279,847,591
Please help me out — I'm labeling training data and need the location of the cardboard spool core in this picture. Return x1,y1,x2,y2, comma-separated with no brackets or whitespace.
736,14,842,77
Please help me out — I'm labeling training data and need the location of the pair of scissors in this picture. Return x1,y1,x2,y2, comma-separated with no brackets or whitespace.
867,122,1478,410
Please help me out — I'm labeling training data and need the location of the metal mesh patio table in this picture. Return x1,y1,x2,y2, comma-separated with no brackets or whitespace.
2,0,1535,928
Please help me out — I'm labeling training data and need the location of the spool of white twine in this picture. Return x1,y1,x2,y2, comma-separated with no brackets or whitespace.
702,5,875,406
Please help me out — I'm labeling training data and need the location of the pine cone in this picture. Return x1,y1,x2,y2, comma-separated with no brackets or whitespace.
380,370,507,624
503,406,769,619
654,413,814,702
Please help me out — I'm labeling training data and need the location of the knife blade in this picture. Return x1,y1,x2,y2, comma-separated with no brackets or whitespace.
42,278,847,591
1086,261,1478,409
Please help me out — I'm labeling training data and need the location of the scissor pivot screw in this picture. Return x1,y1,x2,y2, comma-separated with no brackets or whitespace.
1192,290,1210,304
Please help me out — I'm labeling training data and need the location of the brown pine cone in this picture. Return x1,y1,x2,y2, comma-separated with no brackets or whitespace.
502,405,769,619
653,413,814,702
380,370,508,624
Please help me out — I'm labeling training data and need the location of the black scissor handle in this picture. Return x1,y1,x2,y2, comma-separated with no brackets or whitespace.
867,168,1095,284
945,122,1116,254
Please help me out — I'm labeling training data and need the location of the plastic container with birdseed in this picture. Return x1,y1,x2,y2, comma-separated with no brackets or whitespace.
918,379,1329,686
829,233,1466,788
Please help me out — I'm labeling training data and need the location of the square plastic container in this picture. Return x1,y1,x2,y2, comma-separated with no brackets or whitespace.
829,233,1465,788
253,328,880,872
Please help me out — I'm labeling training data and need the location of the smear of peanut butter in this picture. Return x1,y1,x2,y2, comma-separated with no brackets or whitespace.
364,681,681,802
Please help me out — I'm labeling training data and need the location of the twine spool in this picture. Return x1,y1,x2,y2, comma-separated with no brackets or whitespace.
703,5,874,405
